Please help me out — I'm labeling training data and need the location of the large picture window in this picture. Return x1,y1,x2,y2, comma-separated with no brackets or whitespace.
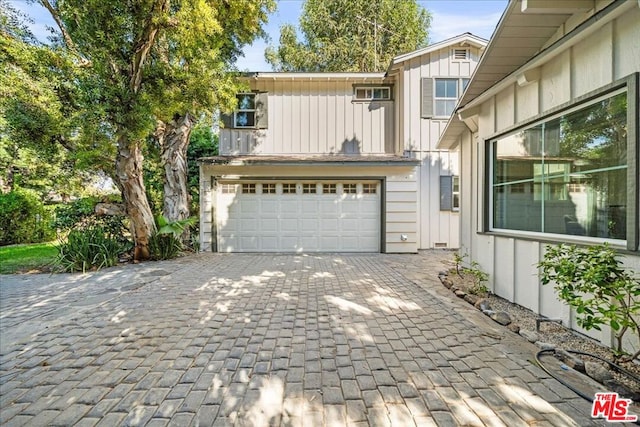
490,89,628,242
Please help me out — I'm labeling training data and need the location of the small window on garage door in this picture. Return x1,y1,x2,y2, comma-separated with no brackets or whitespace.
302,183,317,194
282,183,297,194
242,183,256,194
262,183,276,194
323,184,337,194
362,183,377,194
342,183,357,194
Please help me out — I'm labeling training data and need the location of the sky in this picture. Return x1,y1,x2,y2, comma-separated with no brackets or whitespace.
9,0,508,71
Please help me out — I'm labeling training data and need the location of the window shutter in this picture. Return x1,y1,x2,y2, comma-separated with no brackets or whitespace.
421,78,433,118
220,112,234,129
255,92,268,129
440,176,453,211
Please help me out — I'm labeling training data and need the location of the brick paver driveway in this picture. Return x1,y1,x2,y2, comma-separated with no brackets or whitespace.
0,252,607,426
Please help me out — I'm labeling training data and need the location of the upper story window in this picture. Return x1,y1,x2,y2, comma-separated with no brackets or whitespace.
434,78,469,117
452,48,470,61
489,85,633,247
221,92,268,130
421,78,469,118
234,94,255,128
353,86,391,101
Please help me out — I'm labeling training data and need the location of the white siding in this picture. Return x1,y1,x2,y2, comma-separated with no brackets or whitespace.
220,80,394,156
398,43,483,249
458,6,640,351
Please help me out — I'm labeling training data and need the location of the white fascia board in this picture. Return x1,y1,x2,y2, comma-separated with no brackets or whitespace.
461,0,633,112
249,72,387,81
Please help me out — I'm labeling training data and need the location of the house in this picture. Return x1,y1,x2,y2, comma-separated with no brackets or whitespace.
437,0,639,349
198,33,486,253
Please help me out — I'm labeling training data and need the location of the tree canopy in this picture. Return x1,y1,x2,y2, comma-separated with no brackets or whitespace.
34,0,273,258
265,0,431,72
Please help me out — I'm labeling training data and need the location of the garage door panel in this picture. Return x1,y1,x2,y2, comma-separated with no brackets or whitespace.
261,236,279,251
260,218,278,232
240,236,259,250
240,218,258,231
217,180,380,252
301,218,319,232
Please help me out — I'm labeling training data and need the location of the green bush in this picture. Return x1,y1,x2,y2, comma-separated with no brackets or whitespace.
539,243,640,361
55,226,129,272
53,197,128,241
0,188,55,245
149,215,196,260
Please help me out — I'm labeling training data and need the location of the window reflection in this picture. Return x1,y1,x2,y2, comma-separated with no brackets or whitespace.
492,91,627,240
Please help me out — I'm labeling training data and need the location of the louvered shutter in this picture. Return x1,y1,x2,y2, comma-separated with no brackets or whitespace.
220,112,234,129
440,176,453,211
421,78,433,118
255,92,268,129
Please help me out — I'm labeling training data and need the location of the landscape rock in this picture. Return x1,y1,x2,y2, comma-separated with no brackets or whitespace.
482,309,495,316
438,271,449,277
450,284,460,292
535,342,556,351
474,298,492,311
454,289,467,298
585,362,614,383
464,294,480,305
519,330,540,343
441,278,454,289
506,323,520,333
554,349,585,373
490,311,512,326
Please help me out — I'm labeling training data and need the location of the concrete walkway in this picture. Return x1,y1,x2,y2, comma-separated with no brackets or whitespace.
0,252,612,426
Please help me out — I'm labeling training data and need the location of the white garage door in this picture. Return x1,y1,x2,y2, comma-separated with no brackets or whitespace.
216,181,381,252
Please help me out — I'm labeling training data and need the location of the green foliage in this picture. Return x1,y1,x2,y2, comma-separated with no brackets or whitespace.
55,226,127,272
452,250,489,296
266,0,431,72
52,197,129,244
0,188,55,245
539,244,640,360
187,121,218,212
0,242,57,274
149,215,196,260
0,1,114,197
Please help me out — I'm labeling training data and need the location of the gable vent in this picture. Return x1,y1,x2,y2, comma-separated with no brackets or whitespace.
453,49,469,60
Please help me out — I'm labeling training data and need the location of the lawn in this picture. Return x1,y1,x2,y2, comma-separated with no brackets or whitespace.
0,242,58,274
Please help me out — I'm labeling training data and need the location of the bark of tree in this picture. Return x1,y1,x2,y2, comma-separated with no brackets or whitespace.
157,113,193,242
114,136,156,260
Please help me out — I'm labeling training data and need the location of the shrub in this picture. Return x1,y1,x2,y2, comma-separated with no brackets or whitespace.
0,188,55,245
149,215,196,260
53,197,128,241
538,243,640,361
55,226,128,272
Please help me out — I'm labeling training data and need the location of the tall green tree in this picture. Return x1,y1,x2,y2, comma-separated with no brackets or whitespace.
265,0,431,72
149,1,272,233
41,0,273,259
0,0,110,198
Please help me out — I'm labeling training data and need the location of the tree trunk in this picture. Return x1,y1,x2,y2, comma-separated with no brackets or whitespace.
157,113,193,242
115,136,156,261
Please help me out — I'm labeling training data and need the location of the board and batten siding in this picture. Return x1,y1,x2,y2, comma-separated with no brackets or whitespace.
220,80,394,156
398,44,482,249
457,6,640,350
198,164,418,253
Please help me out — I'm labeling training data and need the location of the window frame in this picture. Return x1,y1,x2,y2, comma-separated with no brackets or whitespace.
452,176,460,211
352,85,393,102
234,93,256,128
484,73,638,251
433,78,469,118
